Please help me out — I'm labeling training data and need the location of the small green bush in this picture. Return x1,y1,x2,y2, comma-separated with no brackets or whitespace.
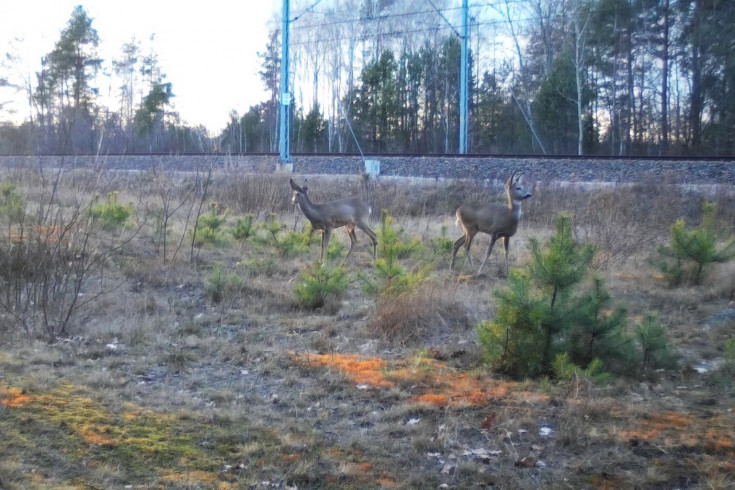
205,264,243,304
431,225,454,257
252,213,309,257
192,203,230,247
377,210,424,259
89,192,133,230
0,182,25,223
551,352,610,385
295,262,349,309
634,314,677,375
325,239,347,261
231,214,255,241
360,211,429,297
567,277,635,372
241,257,277,277
655,202,735,285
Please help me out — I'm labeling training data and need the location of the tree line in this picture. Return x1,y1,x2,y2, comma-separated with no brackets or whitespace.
2,1,734,156
222,0,735,157
0,6,213,155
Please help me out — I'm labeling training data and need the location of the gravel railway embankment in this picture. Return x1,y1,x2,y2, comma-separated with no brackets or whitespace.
1,154,733,187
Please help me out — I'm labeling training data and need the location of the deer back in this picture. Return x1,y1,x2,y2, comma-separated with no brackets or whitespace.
313,197,370,228
457,202,520,236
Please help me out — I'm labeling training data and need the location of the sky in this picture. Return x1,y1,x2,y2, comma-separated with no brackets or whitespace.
1,1,279,134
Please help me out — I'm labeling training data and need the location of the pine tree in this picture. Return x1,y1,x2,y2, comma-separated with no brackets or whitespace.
478,212,633,379
656,202,735,285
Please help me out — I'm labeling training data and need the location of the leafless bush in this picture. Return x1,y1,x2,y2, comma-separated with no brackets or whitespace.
575,188,664,269
366,282,472,345
0,166,138,339
212,174,294,216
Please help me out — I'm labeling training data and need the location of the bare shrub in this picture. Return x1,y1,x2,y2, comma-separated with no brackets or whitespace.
212,174,295,215
0,166,139,339
576,187,665,269
704,262,735,301
366,282,472,345
139,167,198,263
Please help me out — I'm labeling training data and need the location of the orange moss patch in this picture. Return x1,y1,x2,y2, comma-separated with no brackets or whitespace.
703,432,734,452
294,353,394,387
613,273,635,280
81,426,118,446
1,386,31,408
702,415,735,452
622,411,692,442
293,352,514,407
122,410,142,421
621,410,735,457
411,372,511,407
511,390,551,404
413,393,450,406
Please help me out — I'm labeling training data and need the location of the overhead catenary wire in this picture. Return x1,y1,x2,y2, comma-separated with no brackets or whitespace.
286,0,651,47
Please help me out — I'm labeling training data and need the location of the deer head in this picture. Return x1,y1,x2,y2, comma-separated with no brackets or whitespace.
290,178,309,206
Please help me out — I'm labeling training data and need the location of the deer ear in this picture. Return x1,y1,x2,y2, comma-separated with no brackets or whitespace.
289,179,301,191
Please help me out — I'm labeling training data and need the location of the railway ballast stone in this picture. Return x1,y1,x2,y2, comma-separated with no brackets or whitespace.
1,154,733,187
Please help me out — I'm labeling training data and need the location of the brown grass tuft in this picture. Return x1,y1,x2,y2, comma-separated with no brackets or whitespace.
366,281,472,345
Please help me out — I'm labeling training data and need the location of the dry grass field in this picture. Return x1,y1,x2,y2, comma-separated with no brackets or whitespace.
0,162,734,489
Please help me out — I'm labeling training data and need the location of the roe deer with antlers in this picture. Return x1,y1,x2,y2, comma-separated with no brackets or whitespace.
450,171,532,275
290,178,377,262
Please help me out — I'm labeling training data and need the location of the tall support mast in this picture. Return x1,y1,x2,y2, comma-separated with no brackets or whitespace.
279,0,291,162
459,0,469,154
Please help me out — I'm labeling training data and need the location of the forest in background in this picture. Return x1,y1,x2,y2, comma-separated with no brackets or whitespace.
1,0,734,157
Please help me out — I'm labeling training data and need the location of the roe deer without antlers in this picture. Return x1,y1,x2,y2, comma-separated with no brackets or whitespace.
290,178,377,262
450,171,532,275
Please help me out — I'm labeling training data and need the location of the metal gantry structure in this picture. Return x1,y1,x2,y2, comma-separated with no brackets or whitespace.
278,0,471,162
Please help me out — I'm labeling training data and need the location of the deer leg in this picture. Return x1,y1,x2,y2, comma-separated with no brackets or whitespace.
503,236,510,275
477,235,499,274
345,226,357,259
320,228,332,262
451,235,466,269
357,221,378,259
465,233,475,266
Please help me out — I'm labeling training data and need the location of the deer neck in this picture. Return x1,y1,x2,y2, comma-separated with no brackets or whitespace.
297,196,325,227
507,191,523,222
